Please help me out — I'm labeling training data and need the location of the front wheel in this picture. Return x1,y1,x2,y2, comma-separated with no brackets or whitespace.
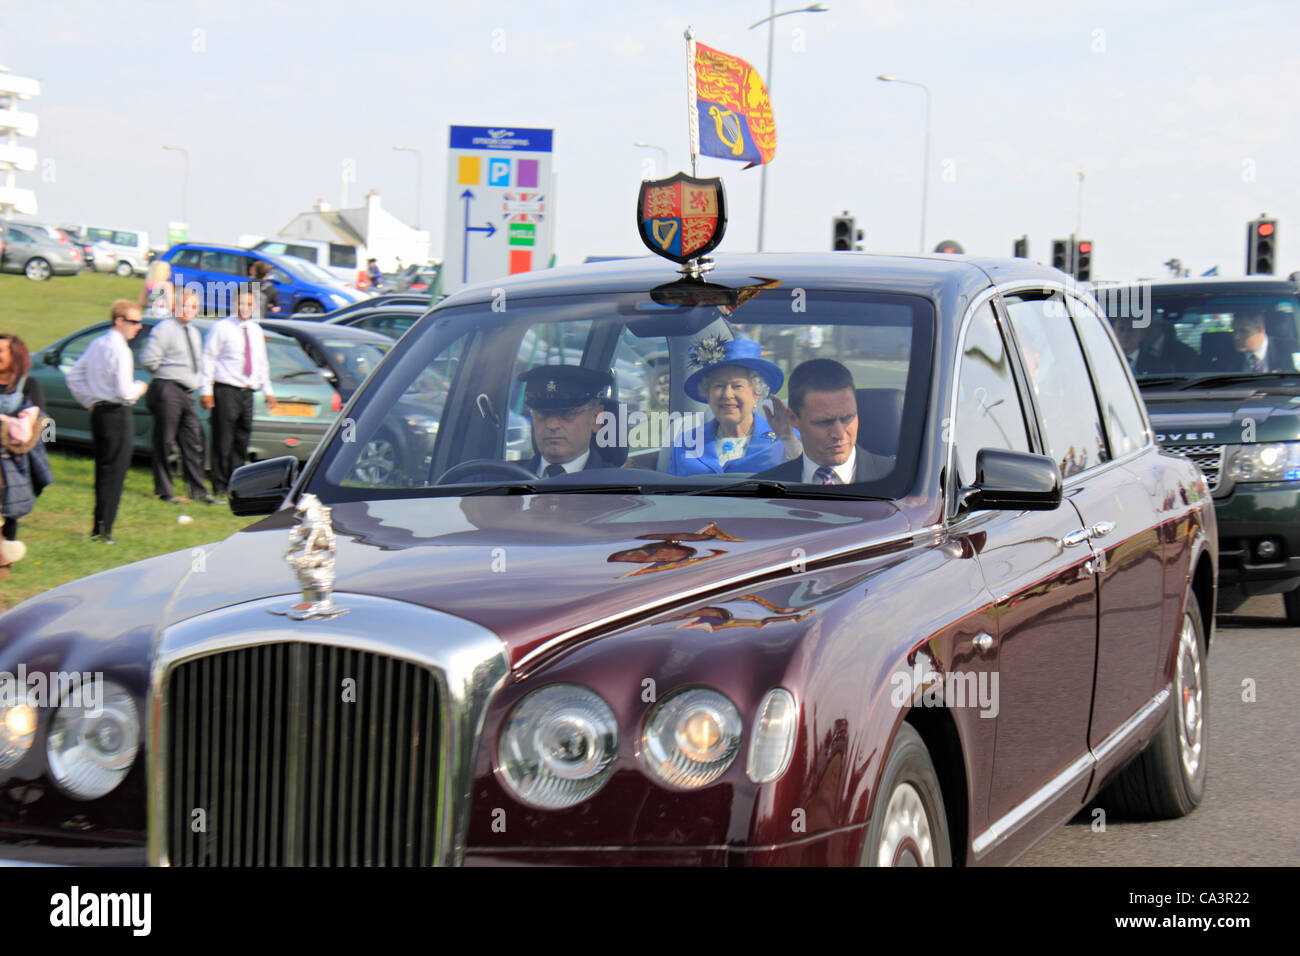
863,723,952,866
1096,606,1208,818
25,257,52,281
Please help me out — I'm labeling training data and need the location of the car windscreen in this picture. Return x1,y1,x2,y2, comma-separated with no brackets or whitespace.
306,288,934,501
1103,288,1300,379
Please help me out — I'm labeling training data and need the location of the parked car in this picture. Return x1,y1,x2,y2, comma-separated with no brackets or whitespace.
324,292,431,321
250,237,364,289
0,221,82,279
160,243,367,316
325,301,427,339
28,318,390,465
0,248,1215,867
66,225,150,276
1102,275,1300,622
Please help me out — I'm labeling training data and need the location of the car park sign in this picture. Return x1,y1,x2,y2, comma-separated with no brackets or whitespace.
443,125,554,294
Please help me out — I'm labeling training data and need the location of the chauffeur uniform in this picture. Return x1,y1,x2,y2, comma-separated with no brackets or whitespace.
66,328,147,542
519,365,616,477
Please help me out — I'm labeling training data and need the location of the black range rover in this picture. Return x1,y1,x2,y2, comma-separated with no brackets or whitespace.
1104,276,1300,622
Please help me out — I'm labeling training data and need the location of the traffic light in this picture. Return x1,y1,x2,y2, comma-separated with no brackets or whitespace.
1073,239,1093,281
832,214,855,251
1013,235,1029,258
1052,239,1070,272
1247,216,1277,274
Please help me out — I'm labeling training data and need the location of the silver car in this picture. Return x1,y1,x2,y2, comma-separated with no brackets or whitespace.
1,222,82,280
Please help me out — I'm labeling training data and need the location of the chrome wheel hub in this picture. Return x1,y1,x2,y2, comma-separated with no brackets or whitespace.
876,782,935,867
1176,614,1204,780
354,438,397,484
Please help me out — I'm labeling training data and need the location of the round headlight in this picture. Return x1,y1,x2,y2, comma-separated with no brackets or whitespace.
0,701,38,770
46,679,140,800
746,688,798,783
498,684,618,809
642,687,742,789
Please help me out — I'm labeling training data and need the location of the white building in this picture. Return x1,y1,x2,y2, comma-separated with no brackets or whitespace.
277,190,431,275
0,67,41,219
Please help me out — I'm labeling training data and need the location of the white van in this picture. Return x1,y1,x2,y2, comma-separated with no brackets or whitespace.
63,224,150,276
251,238,363,289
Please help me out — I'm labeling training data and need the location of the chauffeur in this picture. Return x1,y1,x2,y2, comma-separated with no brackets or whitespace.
519,365,616,477
65,299,149,543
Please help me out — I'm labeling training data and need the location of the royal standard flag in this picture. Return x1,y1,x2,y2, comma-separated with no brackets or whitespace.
692,42,776,168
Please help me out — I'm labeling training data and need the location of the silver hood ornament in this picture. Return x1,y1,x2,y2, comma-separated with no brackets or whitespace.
271,493,347,620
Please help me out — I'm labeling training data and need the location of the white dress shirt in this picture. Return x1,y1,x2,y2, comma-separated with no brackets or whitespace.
537,449,589,477
66,330,144,409
201,317,274,397
800,448,857,484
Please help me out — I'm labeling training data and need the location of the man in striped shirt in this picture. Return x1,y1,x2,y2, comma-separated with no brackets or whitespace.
65,299,149,544
200,289,277,497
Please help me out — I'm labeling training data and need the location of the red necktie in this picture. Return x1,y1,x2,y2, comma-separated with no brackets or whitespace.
243,325,252,377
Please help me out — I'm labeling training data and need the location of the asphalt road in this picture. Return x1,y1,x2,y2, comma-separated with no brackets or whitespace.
1019,594,1300,866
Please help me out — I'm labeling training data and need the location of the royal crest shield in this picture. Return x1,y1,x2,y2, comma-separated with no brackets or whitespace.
636,173,727,265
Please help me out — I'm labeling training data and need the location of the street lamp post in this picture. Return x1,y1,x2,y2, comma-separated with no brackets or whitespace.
392,145,424,229
749,2,829,252
633,141,669,179
876,75,931,253
162,144,189,228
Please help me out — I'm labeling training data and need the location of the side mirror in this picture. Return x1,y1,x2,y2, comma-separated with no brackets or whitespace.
960,448,1062,512
229,455,299,516
44,350,60,366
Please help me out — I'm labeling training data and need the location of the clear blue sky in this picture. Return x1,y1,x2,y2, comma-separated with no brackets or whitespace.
5,0,1297,279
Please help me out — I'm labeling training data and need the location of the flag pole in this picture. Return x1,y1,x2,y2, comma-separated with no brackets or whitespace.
685,26,699,177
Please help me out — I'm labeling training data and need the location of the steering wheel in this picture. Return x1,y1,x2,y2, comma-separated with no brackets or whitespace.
436,458,539,485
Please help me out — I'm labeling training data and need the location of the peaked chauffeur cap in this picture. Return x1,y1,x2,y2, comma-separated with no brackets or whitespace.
519,365,613,411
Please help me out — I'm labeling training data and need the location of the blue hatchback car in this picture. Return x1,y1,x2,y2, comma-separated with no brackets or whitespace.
160,243,367,316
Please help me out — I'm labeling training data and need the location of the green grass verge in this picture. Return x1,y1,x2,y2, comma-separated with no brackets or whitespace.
1,450,250,611
1,271,143,352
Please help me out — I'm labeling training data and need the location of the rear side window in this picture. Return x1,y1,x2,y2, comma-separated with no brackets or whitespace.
329,244,357,268
113,231,140,247
85,227,113,243
201,250,248,276
1069,296,1149,458
1005,292,1108,478
953,302,1032,485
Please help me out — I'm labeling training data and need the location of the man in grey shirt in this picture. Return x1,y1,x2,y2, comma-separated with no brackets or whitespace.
140,289,214,503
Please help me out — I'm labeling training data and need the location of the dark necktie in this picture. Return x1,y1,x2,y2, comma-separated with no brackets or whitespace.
243,325,253,377
183,325,198,372
814,465,837,485
1249,353,1264,373
543,463,565,478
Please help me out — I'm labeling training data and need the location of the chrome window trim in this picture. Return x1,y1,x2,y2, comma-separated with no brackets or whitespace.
971,686,1170,859
147,594,509,867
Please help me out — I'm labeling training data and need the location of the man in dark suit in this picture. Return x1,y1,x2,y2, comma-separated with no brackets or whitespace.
1230,311,1296,373
519,365,617,477
1114,317,1198,375
755,359,893,484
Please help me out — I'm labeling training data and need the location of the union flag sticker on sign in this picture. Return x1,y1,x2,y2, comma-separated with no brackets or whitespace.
637,173,728,265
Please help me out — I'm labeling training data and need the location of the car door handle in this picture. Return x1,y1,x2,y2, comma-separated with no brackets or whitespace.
1089,521,1116,539
1060,528,1092,547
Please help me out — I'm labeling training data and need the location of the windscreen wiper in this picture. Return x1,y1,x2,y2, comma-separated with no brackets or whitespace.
1134,375,1189,388
1178,372,1300,389
683,478,885,500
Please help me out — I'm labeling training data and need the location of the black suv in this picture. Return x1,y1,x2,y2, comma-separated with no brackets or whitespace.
1103,276,1300,622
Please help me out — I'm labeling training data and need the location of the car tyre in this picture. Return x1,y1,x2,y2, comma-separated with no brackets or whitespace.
295,300,326,315
24,257,52,281
1096,605,1208,819
114,260,134,277
352,431,399,485
1282,588,1300,626
862,723,951,866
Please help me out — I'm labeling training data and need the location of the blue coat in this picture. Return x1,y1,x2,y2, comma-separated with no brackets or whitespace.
669,413,788,476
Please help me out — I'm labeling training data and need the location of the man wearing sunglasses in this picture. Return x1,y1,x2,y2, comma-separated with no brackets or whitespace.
66,299,149,544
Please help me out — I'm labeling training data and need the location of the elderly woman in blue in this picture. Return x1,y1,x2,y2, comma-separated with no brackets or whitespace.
669,337,799,476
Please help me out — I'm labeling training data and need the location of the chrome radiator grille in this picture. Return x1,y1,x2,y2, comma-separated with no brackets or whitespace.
1168,443,1225,490
165,642,442,866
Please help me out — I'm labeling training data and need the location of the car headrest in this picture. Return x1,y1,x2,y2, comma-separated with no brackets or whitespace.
1199,330,1236,366
855,387,903,458
596,397,629,467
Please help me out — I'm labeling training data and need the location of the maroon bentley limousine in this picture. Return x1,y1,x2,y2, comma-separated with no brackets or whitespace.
0,250,1215,866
